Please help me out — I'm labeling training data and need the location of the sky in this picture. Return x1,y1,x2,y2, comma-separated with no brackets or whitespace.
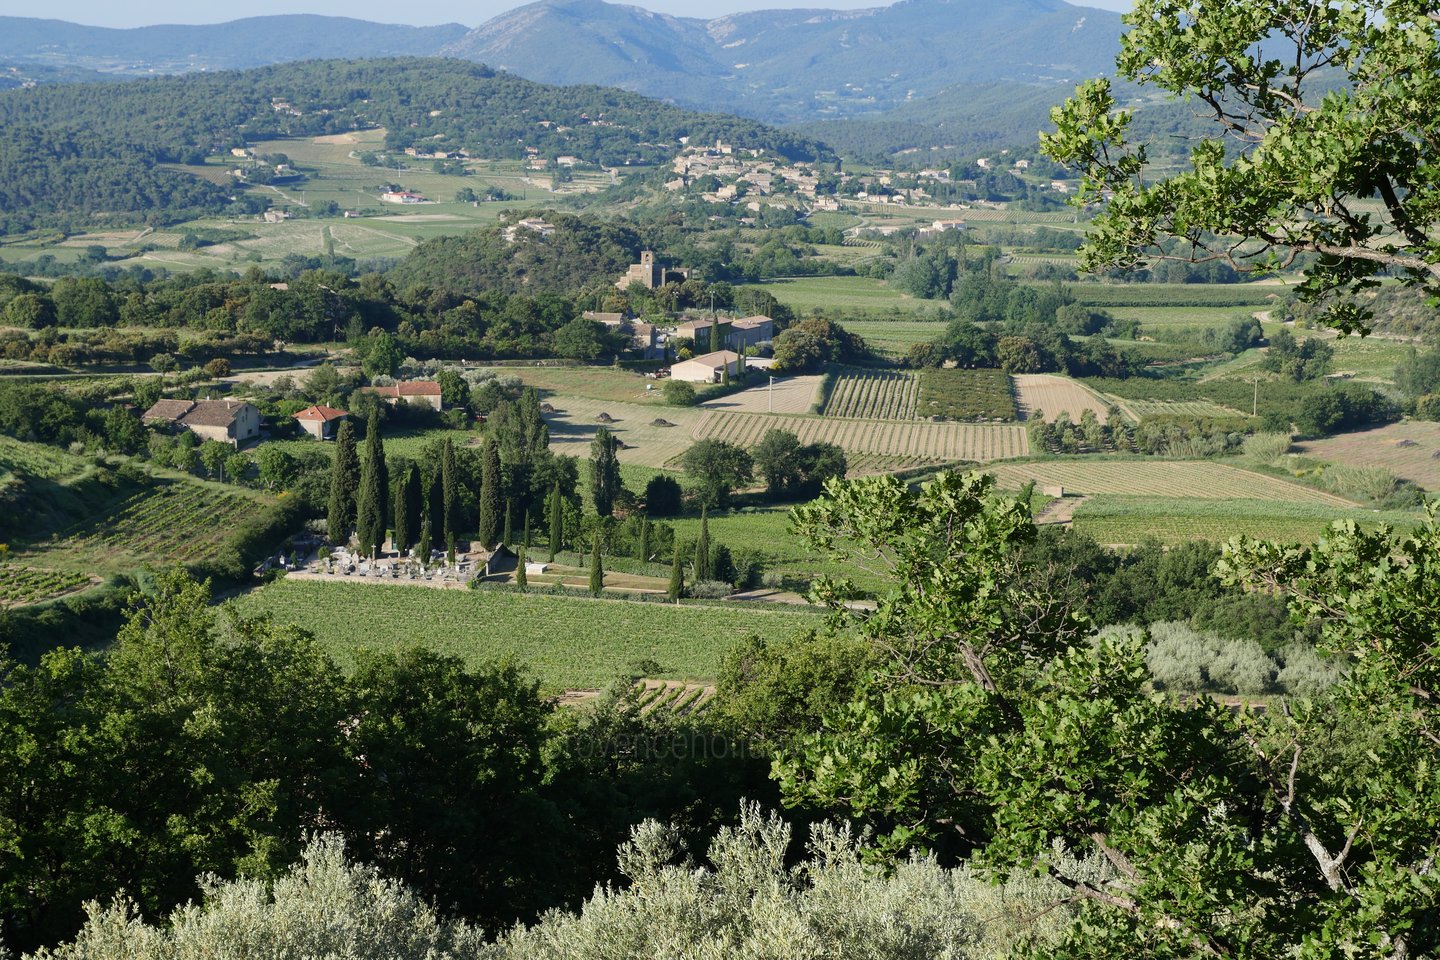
8,0,1135,29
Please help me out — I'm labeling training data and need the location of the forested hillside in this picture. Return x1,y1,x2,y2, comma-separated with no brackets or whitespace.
0,58,831,233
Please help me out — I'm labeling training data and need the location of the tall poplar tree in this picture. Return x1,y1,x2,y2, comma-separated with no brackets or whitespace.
589,427,622,518
478,439,502,548
326,418,360,544
547,480,563,562
355,411,388,558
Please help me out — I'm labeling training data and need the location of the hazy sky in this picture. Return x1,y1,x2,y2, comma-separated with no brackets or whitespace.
13,0,1135,29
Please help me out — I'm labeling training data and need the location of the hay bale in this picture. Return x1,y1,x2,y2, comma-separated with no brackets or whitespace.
539,402,556,413
1396,439,1418,448
595,412,615,423
651,418,675,428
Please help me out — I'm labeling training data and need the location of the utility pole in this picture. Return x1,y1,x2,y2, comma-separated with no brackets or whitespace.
1253,377,1259,417
768,375,774,413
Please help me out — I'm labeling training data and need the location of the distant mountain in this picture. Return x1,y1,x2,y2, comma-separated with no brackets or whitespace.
442,0,1125,122
0,16,470,75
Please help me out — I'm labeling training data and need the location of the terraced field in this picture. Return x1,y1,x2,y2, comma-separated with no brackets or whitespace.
822,367,919,419
1013,374,1118,423
984,460,1355,504
692,411,1028,466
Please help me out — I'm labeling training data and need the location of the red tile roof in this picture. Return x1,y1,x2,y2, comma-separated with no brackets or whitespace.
294,404,349,422
365,381,441,398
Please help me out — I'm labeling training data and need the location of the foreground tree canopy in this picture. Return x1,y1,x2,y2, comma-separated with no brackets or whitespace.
1042,0,1440,331
781,472,1439,958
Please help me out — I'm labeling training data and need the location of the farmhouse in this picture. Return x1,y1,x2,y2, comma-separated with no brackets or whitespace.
293,404,349,440
380,191,428,204
730,315,774,350
675,318,731,346
504,217,555,242
142,399,261,447
671,350,742,383
360,381,444,411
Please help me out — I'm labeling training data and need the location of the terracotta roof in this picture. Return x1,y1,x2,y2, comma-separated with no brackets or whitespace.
733,315,773,329
365,381,441,398
294,404,349,422
141,399,195,422
179,400,253,428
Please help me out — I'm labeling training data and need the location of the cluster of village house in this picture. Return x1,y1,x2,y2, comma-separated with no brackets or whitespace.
138,292,769,449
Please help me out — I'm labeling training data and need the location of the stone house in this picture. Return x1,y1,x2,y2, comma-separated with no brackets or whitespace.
360,381,444,411
142,399,261,447
671,350,742,384
294,404,349,440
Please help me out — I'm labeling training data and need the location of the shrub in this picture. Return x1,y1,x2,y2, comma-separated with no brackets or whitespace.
688,579,734,600
663,380,697,406
1240,432,1292,462
1144,620,1275,695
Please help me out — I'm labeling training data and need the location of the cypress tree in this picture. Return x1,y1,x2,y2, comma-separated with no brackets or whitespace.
516,545,528,591
478,439,502,548
403,464,422,552
392,469,409,555
326,418,360,544
637,515,651,562
418,515,432,566
694,507,711,582
589,426,622,518
503,498,514,546
548,480,562,562
355,411,387,558
441,438,458,545
447,534,456,567
523,512,532,548
709,320,721,353
668,541,684,602
589,534,603,596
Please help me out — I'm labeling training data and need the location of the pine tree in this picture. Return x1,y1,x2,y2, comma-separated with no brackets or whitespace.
589,426,622,518
668,541,684,602
548,481,562,562
354,411,388,558
516,545,528,591
503,498,513,546
589,534,603,596
441,438,458,545
478,439,502,548
326,418,360,544
694,507,712,582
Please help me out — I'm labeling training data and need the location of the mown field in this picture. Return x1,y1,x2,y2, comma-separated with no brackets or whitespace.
1070,283,1281,308
1011,374,1112,423
1071,495,1422,546
692,410,1028,469
984,460,1355,504
837,320,946,356
232,578,823,688
1296,420,1440,490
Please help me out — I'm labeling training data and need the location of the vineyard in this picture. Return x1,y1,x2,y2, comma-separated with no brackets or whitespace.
0,564,92,607
984,460,1356,504
1070,283,1278,308
232,579,823,688
1105,397,1246,421
1071,495,1422,546
28,480,275,573
1013,374,1116,423
691,411,1028,466
822,367,919,419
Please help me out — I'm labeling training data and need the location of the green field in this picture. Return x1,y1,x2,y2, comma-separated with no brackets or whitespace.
838,319,946,356
1070,284,1282,308
232,578,823,688
1071,495,1422,546
740,276,937,313
918,368,1017,421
